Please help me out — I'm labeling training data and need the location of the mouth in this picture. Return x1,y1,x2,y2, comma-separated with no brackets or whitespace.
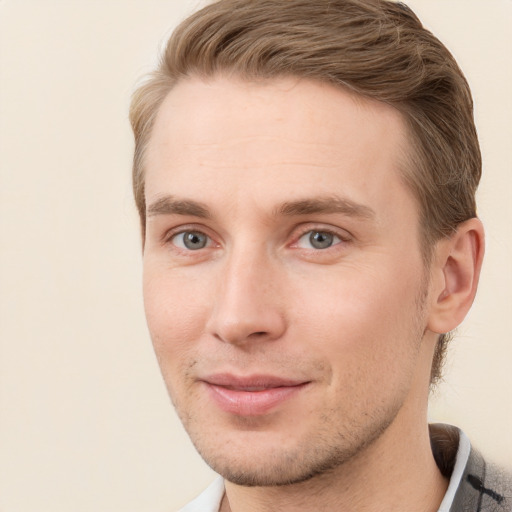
200,374,311,416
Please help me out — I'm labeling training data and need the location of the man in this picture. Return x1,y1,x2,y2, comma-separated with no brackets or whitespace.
130,0,511,510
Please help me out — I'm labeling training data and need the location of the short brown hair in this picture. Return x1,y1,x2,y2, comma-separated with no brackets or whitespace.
130,0,481,385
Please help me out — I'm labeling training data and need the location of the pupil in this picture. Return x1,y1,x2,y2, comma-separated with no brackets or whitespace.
310,231,333,249
184,232,206,249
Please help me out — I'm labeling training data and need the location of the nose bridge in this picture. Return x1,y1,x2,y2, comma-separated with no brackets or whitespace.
207,241,286,345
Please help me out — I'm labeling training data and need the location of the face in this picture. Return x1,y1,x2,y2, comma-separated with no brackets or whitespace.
143,76,434,486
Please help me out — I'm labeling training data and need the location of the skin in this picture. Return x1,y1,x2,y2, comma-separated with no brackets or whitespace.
142,76,484,511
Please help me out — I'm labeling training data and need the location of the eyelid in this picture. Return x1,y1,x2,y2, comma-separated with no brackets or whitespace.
158,222,352,252
171,231,212,250
297,230,341,249
162,223,220,248
289,223,353,247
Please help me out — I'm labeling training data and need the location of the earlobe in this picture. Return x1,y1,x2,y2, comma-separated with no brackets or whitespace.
427,218,485,334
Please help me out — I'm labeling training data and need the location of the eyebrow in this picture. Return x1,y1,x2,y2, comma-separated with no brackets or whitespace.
147,196,211,218
146,194,375,221
276,196,375,220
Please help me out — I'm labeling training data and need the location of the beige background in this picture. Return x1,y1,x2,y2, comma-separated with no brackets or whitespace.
0,1,510,510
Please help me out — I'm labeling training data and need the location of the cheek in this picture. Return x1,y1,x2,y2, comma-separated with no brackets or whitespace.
142,265,211,364
289,263,425,372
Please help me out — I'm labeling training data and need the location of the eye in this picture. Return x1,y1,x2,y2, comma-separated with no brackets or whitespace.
297,230,342,250
171,231,210,250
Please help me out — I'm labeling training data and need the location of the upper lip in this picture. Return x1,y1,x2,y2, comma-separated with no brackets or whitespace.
201,373,309,391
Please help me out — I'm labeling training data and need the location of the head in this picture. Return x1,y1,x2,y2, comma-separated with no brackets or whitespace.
131,0,484,487
131,0,481,387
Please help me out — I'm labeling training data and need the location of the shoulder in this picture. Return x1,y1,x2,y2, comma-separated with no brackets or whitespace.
452,446,512,511
430,423,512,511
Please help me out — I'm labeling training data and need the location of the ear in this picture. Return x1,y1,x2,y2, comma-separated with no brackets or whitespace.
427,218,485,334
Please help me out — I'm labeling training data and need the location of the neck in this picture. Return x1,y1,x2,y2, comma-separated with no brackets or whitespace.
221,413,448,512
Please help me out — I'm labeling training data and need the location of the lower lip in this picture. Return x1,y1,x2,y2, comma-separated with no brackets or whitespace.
204,383,309,416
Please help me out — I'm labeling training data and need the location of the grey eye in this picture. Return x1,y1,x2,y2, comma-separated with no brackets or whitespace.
173,231,209,250
309,231,334,249
297,230,341,250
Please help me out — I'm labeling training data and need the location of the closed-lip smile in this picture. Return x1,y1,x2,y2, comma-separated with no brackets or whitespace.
200,373,311,416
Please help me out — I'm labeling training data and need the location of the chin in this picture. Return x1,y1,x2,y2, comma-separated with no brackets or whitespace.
188,414,394,488
205,452,345,487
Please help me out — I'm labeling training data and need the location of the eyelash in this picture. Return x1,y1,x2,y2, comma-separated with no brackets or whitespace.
163,224,217,251
292,226,352,251
163,224,352,253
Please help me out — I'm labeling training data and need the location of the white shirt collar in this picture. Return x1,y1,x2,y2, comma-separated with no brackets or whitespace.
437,430,471,512
177,476,224,512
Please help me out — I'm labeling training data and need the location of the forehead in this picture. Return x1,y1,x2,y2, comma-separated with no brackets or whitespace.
144,76,415,222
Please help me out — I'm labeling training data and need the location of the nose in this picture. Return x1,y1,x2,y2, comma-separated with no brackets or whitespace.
206,248,287,347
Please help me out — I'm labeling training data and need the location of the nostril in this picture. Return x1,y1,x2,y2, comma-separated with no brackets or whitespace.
247,331,269,340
